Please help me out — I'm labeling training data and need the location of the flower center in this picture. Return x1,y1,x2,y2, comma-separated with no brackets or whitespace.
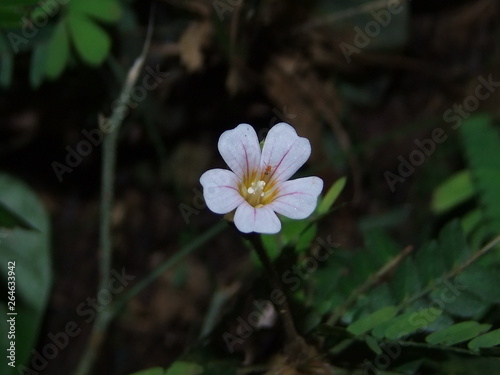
240,167,278,207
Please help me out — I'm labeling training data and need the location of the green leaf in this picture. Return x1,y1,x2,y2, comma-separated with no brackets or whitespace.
129,368,164,375
415,240,445,287
0,173,52,375
368,284,395,311
347,305,398,335
44,19,69,79
438,220,471,269
258,219,318,265
365,335,383,354
295,222,318,254
456,266,500,304
317,176,346,215
431,170,475,213
165,361,203,375
460,115,500,235
0,200,37,230
432,289,489,319
259,233,282,264
382,308,442,340
363,228,400,264
390,257,421,304
468,329,500,351
281,218,317,254
426,321,491,346
460,209,484,245
68,13,111,65
68,0,122,23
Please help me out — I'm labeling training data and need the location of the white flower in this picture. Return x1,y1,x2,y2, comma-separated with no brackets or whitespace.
200,123,323,234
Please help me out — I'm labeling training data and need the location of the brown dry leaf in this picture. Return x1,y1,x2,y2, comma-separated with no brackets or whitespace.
178,20,213,72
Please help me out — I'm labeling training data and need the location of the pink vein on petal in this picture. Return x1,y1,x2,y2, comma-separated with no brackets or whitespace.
267,139,298,182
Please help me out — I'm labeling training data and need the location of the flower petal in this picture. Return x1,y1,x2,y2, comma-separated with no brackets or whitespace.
261,123,311,183
200,169,244,214
269,176,323,219
234,202,281,234
218,123,261,179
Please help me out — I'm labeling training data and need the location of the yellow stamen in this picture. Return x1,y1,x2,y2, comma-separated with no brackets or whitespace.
239,166,279,207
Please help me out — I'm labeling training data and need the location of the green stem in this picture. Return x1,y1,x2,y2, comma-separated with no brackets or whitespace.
326,245,414,326
73,22,153,375
244,233,307,355
110,221,227,315
402,234,500,309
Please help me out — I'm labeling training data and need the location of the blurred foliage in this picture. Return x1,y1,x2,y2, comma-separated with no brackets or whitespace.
0,0,123,87
1,0,500,374
0,173,52,375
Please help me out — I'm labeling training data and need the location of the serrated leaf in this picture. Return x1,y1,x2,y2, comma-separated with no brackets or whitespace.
431,170,475,213
426,321,491,346
68,13,111,65
44,19,69,79
347,305,398,335
68,0,122,23
468,329,500,351
317,176,346,215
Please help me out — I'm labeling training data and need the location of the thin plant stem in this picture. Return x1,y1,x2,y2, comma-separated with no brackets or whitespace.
402,233,500,309
326,245,414,326
73,19,153,375
111,221,227,315
244,233,307,355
